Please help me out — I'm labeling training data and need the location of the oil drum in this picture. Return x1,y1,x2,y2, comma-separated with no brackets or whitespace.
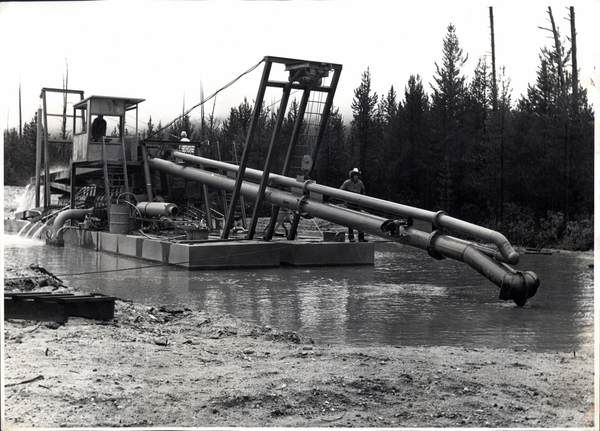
109,203,131,234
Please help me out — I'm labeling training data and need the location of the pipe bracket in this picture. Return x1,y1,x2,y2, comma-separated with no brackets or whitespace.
296,195,313,219
303,179,315,195
426,230,446,260
432,210,447,230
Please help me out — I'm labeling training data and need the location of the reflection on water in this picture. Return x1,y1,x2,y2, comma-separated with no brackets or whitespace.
3,235,594,352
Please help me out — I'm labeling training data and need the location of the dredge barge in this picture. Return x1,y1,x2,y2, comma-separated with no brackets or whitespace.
6,56,539,307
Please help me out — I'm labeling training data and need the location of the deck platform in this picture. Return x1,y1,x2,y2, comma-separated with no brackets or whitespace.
5,219,374,269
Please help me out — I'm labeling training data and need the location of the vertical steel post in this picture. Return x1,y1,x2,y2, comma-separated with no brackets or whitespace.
247,79,294,239
139,142,154,201
222,59,271,239
35,108,42,208
264,88,311,241
42,90,51,208
70,163,76,211
101,137,112,226
198,144,213,229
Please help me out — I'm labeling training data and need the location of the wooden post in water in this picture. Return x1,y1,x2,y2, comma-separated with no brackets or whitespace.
35,108,42,208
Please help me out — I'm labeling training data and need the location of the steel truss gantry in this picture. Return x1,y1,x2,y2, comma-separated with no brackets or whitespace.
222,56,343,240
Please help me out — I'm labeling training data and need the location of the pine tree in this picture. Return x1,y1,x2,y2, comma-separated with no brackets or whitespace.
4,114,38,185
4,128,21,185
349,68,378,176
143,116,156,139
220,98,254,163
401,74,430,208
314,106,347,187
461,57,496,221
374,86,401,200
495,66,513,223
430,24,469,214
510,6,594,223
201,113,221,161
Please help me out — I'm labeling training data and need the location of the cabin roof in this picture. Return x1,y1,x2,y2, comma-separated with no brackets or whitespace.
73,95,145,111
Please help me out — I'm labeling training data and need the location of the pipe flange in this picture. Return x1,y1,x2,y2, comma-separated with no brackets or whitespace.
303,179,315,195
432,210,447,230
426,230,445,260
296,195,313,219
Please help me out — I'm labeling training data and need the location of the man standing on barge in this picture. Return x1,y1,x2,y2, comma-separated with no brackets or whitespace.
340,168,367,242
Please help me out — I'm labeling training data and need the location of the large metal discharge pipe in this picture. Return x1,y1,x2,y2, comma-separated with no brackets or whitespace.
148,156,539,306
172,151,519,264
49,208,94,241
136,202,179,217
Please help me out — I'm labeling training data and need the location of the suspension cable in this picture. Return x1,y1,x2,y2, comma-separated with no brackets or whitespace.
146,58,265,140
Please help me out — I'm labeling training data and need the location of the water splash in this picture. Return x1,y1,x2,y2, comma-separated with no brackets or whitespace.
16,184,39,213
17,220,44,239
16,222,31,236
29,219,51,239
15,211,59,239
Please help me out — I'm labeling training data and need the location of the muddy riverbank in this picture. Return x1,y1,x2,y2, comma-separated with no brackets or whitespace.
2,260,596,429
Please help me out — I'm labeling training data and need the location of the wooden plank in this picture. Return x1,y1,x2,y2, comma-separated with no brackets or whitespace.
4,292,53,298
4,298,68,323
65,299,115,320
10,293,75,301
4,293,116,322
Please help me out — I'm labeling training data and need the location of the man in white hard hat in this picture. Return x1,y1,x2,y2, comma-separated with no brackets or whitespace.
340,168,367,242
179,131,194,154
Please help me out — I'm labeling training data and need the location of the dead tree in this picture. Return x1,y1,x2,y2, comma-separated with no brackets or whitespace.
61,58,69,141
569,6,578,115
489,6,498,112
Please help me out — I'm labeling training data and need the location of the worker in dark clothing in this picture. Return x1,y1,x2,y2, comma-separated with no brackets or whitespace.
340,168,367,242
91,115,107,141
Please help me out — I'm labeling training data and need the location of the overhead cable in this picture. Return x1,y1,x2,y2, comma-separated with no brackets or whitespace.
146,58,266,140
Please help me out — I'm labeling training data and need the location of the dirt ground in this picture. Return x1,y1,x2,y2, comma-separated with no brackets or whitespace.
1,259,596,429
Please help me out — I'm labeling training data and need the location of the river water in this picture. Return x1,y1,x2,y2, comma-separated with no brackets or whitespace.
3,235,594,353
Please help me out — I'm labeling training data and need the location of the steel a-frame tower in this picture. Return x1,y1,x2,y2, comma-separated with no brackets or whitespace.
221,56,342,240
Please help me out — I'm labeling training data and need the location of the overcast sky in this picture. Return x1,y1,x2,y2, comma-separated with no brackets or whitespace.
1,0,598,135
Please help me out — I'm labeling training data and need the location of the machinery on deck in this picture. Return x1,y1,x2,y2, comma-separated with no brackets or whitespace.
14,56,540,307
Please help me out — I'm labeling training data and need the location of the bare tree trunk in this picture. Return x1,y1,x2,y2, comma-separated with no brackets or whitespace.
489,7,498,112
62,59,69,141
19,79,22,139
570,6,578,115
546,7,569,224
547,7,565,95
489,7,504,222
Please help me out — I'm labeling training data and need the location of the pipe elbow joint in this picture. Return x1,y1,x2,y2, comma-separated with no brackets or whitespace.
491,233,520,265
48,208,93,246
499,270,540,307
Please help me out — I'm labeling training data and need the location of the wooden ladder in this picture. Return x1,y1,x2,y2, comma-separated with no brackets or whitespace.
101,136,130,225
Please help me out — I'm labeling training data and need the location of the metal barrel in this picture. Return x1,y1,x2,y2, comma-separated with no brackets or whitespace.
109,203,131,234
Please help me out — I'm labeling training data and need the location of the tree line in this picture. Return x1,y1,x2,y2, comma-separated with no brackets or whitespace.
4,12,594,250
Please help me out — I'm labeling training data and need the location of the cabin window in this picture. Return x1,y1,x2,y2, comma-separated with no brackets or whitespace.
74,110,87,135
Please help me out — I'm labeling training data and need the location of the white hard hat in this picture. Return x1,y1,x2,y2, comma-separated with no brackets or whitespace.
180,131,187,138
